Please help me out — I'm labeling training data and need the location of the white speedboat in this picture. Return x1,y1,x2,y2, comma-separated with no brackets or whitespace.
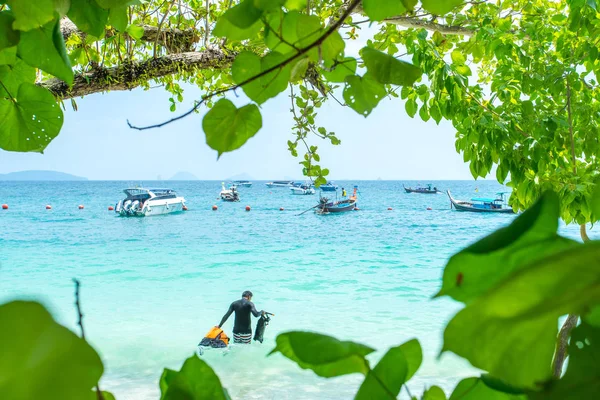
115,188,185,217
266,181,294,188
220,183,240,202
290,183,315,195
232,180,252,187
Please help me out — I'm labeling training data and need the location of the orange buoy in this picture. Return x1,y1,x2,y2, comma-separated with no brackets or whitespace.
108,206,114,211
182,205,188,211
46,205,52,210
212,205,218,211
245,205,251,211
279,207,284,211
427,207,432,210
78,205,84,209
1,204,7,210
387,207,393,211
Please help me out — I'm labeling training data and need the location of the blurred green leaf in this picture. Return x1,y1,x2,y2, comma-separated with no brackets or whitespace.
0,46,17,65
270,331,374,378
480,375,526,395
290,57,309,82
231,51,291,104
5,0,55,31
343,74,386,117
108,7,128,32
0,11,20,51
159,368,178,400
530,322,600,399
213,16,262,41
592,180,600,220
162,355,230,400
0,83,64,152
88,391,116,400
284,0,307,10
126,24,145,40
443,241,600,388
254,0,286,11
96,0,139,7
362,47,421,86
17,18,73,84
68,0,109,37
449,378,525,399
202,99,262,156
322,57,357,83
362,0,407,21
0,58,36,98
422,386,447,400
437,192,579,303
0,301,103,399
355,339,422,400
421,0,464,15
224,0,263,29
584,305,600,327
451,50,466,65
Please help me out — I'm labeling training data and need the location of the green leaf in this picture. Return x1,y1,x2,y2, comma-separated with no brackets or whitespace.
18,18,74,84
159,368,178,400
320,31,345,63
429,102,442,124
224,0,263,29
362,47,421,86
449,378,525,400
68,0,109,37
269,331,374,377
583,305,600,327
451,50,466,65
53,0,72,17
254,0,286,11
343,74,386,117
125,24,144,40
0,11,20,51
362,0,407,21
290,57,309,82
95,0,136,7
202,99,262,156
284,0,306,10
0,301,103,399
480,375,526,395
422,386,447,400
88,391,116,400
162,355,230,400
592,180,600,220
231,51,291,104
405,98,417,118
443,241,600,389
322,57,357,83
419,105,430,122
421,0,463,15
355,339,422,400
437,192,579,303
0,46,17,65
0,58,36,98
0,83,63,152
5,0,55,31
531,322,600,399
108,7,128,32
213,16,262,41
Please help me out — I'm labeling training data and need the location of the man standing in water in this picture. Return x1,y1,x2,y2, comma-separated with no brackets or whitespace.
218,291,264,344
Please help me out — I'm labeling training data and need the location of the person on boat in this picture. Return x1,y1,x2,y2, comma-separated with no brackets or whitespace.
218,291,264,344
342,187,347,197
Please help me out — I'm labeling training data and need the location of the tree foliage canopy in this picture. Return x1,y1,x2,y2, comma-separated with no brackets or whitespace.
0,0,599,222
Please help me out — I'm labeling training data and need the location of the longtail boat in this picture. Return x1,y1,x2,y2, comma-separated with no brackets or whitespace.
447,190,514,213
403,184,440,194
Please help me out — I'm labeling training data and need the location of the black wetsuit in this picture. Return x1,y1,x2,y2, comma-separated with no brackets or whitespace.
219,298,262,334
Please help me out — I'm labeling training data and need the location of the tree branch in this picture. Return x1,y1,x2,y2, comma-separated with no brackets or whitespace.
41,49,234,99
61,18,199,53
127,0,363,130
383,16,474,36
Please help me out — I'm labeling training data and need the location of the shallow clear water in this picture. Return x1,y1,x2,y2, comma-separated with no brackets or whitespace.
0,180,581,399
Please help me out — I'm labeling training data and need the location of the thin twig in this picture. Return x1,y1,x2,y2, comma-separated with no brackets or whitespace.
154,0,176,58
204,0,210,47
128,0,362,130
73,279,105,400
566,81,577,174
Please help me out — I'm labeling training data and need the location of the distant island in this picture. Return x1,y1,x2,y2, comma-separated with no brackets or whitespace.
169,171,199,180
226,173,255,181
0,170,87,181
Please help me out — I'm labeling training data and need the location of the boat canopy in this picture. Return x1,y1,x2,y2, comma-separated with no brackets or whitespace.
123,188,175,197
471,197,498,203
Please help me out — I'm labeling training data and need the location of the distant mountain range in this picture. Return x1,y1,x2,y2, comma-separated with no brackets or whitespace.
0,170,87,181
169,171,199,180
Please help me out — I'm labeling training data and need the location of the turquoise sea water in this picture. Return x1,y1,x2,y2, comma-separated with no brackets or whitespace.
0,180,582,399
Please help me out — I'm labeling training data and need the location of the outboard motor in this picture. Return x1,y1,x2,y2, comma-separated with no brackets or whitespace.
130,200,140,214
115,201,122,213
123,200,132,213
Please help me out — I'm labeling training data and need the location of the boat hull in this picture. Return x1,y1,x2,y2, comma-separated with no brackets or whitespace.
447,191,514,214
317,199,357,213
403,185,439,194
290,188,315,195
118,198,185,217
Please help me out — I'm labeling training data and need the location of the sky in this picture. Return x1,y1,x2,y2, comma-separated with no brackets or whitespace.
0,81,482,181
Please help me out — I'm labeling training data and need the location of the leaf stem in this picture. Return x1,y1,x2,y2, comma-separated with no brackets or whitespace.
73,279,105,400
0,79,15,102
128,0,362,130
